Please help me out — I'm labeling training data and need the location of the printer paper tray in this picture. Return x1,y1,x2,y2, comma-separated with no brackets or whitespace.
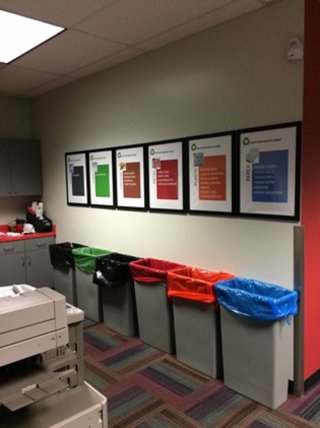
0,368,71,411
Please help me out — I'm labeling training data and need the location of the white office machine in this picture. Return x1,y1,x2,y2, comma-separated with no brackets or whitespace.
0,285,107,427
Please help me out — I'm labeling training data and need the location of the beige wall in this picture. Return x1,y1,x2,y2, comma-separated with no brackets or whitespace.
0,95,33,139
33,0,303,289
0,95,34,223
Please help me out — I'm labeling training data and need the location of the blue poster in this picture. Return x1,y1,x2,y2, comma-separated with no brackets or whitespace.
252,150,288,203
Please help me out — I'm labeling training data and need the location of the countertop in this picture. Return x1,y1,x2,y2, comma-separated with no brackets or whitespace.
0,225,56,243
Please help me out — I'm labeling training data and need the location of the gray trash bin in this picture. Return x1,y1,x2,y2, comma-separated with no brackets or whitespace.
167,267,234,377
216,278,298,409
94,253,139,337
72,247,111,322
49,242,85,305
129,258,184,353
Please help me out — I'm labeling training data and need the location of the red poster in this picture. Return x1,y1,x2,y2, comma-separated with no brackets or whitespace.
156,159,178,200
199,155,226,201
123,162,141,198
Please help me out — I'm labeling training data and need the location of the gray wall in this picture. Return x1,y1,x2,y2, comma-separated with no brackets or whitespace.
33,0,303,289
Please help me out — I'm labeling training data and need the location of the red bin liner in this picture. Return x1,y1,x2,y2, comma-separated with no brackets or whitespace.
167,267,235,304
129,258,184,283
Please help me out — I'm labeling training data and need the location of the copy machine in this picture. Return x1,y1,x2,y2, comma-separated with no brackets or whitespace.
0,284,107,427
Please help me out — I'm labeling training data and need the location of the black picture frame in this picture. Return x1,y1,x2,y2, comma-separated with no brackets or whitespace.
237,121,301,220
65,151,89,206
147,139,187,213
187,131,236,216
114,144,148,211
88,148,116,209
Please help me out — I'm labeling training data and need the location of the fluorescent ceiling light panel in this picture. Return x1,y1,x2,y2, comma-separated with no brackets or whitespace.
0,10,64,63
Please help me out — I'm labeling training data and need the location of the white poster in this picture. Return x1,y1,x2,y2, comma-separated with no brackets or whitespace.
116,146,145,209
148,141,184,211
65,152,88,205
240,125,298,217
189,135,233,213
89,150,114,207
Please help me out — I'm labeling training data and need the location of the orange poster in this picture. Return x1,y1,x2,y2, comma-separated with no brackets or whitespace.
156,159,178,200
123,162,141,198
199,155,226,201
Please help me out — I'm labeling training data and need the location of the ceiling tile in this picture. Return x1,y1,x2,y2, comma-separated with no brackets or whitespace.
0,65,60,95
0,0,280,97
138,0,263,51
74,0,237,44
70,47,145,79
12,30,127,75
0,0,115,27
24,76,76,97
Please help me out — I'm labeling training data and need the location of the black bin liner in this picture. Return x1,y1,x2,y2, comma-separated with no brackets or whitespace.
49,242,86,272
93,253,140,287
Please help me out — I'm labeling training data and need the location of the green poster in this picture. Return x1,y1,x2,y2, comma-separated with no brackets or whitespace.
95,164,110,197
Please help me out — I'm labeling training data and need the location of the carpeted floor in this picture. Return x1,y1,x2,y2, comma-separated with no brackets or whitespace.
83,323,319,427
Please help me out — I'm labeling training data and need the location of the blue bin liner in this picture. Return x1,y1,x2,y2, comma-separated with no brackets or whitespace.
215,278,298,322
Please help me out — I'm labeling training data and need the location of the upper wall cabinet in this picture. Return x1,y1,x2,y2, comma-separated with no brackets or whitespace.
0,139,42,196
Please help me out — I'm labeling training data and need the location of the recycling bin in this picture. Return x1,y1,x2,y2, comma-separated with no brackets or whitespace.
49,242,85,305
93,252,140,336
167,267,234,377
72,246,111,322
129,258,184,353
216,278,298,409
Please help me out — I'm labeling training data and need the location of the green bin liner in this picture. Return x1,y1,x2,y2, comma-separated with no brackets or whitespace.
72,247,111,274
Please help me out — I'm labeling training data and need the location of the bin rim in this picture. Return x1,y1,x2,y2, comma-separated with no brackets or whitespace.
129,257,185,283
167,267,235,304
72,246,111,256
215,278,296,303
215,277,298,321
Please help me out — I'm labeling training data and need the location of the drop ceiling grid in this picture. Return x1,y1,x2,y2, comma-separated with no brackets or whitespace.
0,0,275,96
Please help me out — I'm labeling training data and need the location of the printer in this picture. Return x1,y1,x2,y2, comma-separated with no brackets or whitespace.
0,285,107,428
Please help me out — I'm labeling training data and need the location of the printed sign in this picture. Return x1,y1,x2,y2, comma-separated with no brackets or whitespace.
189,135,233,213
116,146,146,209
148,141,184,211
240,124,299,217
89,150,114,207
65,152,89,205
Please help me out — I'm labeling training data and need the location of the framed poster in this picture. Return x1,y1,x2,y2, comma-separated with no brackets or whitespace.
65,151,89,206
115,145,147,210
188,133,234,214
88,149,115,208
148,140,185,212
239,122,301,219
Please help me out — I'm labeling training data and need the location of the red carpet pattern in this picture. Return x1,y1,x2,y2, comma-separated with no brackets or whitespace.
84,323,317,427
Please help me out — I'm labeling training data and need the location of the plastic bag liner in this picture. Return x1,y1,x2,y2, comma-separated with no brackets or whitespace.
49,243,86,271
167,267,235,304
72,247,111,274
215,278,298,322
93,253,140,287
129,258,184,283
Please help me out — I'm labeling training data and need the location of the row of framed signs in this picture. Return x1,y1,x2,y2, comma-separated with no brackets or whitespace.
65,121,301,220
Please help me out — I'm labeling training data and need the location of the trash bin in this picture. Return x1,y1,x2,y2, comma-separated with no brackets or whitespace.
129,258,184,353
93,252,140,337
215,278,298,409
167,267,234,377
72,246,111,322
49,242,86,305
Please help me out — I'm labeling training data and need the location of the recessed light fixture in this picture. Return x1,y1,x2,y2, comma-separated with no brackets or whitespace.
0,9,64,63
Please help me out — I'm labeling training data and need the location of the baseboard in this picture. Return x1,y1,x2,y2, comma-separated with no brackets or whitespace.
304,369,320,393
